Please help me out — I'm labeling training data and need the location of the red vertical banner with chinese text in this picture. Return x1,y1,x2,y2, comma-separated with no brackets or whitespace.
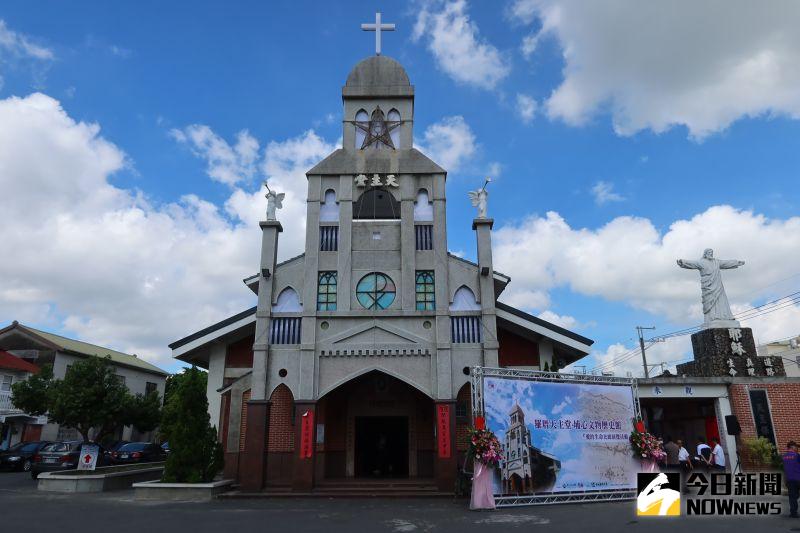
300,410,314,459
437,404,451,458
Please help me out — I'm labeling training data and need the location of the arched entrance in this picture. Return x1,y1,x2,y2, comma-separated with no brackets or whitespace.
316,370,434,480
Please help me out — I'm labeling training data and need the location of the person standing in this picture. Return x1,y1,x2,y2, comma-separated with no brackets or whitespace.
783,441,800,519
696,437,712,470
710,437,726,470
677,439,692,472
664,436,680,471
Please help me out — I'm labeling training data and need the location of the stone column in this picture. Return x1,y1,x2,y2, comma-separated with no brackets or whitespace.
434,400,457,493
292,401,317,492
252,220,282,400
242,219,281,491
473,218,499,368
239,400,271,491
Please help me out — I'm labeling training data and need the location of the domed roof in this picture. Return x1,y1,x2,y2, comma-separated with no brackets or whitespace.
343,56,414,98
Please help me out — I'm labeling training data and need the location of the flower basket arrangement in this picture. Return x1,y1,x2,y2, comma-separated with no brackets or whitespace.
468,427,502,467
629,419,666,464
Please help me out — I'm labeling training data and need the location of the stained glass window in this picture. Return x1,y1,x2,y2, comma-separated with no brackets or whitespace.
317,271,337,311
415,270,435,310
356,272,396,310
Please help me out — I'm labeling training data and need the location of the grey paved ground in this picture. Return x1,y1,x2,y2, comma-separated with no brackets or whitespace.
1,471,799,533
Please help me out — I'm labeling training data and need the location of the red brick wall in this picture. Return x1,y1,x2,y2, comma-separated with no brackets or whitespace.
238,389,251,452
268,384,295,452
226,336,254,368
456,383,472,452
729,382,800,460
219,391,231,453
498,328,540,367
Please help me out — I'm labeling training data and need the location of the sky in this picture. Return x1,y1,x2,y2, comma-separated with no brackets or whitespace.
1,0,799,375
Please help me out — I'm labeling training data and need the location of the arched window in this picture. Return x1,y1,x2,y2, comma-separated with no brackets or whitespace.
388,109,401,148
353,188,400,219
319,189,339,222
413,189,433,221
354,109,368,149
450,286,480,311
272,287,302,312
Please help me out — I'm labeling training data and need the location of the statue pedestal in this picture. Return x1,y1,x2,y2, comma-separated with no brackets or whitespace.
676,327,785,377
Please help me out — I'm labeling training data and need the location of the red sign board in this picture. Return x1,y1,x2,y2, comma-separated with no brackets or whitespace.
300,409,315,459
437,404,451,458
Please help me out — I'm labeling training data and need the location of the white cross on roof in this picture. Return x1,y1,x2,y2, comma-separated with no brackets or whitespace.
361,12,395,56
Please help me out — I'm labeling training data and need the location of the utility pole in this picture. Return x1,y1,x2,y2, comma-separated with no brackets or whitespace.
636,326,656,378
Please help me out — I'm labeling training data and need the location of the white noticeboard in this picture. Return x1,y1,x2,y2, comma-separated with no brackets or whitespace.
77,444,99,471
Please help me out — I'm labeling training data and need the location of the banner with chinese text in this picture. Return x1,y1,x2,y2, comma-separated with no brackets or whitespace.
483,376,639,494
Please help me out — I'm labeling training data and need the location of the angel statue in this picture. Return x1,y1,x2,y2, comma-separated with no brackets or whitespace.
264,181,285,221
468,178,491,219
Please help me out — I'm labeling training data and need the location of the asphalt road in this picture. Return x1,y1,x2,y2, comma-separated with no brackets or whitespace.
0,471,798,533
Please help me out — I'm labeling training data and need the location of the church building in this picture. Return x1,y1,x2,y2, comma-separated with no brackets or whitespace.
169,48,593,493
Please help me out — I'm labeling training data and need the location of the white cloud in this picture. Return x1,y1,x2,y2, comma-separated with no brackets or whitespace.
515,93,537,123
537,310,578,330
416,115,476,172
583,337,693,378
591,180,625,205
520,33,539,59
486,161,503,178
510,0,800,138
412,0,510,90
171,125,259,186
0,19,54,61
494,206,800,340
0,93,334,370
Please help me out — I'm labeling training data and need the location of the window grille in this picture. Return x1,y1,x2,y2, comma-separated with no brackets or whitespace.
451,316,482,343
269,317,302,344
416,224,433,250
320,226,338,251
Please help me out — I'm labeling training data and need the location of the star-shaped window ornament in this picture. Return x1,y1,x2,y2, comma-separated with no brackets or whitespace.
353,106,400,149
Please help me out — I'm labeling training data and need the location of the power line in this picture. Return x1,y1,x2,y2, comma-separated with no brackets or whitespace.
648,290,800,342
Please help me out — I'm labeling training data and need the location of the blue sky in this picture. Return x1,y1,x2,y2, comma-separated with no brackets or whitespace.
1,1,799,373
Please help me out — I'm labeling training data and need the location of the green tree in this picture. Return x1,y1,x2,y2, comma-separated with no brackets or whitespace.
11,356,162,443
163,366,207,407
9,364,53,416
161,366,222,483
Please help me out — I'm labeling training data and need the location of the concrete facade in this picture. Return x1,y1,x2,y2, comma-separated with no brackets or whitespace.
170,55,594,492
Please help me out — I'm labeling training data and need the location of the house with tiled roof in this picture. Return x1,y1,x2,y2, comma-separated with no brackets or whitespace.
0,321,168,448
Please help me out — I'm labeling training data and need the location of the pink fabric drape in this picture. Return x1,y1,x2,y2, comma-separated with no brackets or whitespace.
641,458,659,472
470,462,496,510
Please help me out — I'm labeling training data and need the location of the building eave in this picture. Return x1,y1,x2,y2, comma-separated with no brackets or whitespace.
170,307,257,361
495,301,594,356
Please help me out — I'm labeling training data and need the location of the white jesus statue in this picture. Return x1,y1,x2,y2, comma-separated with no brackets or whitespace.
677,248,745,329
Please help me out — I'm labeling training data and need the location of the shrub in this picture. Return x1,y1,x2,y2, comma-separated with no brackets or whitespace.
742,436,781,469
161,367,222,483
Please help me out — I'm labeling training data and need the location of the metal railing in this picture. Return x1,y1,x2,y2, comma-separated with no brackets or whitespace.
0,391,21,412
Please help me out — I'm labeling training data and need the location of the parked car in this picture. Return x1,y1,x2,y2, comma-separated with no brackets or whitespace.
0,441,52,472
102,440,129,462
109,442,166,464
30,440,107,479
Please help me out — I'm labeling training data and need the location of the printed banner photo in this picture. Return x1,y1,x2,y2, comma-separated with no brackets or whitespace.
483,376,639,495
